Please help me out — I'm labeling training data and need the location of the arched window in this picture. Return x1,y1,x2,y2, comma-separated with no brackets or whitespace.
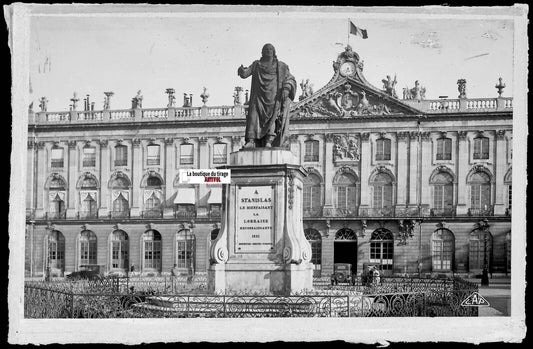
110,230,129,272
432,228,455,271
304,228,322,276
48,176,66,219
46,230,65,273
114,144,128,166
335,228,358,240
79,230,97,268
147,144,161,166
303,174,322,217
370,229,394,271
176,229,195,274
142,230,162,272
335,173,358,214
431,172,454,216
144,175,162,217
79,175,98,219
436,138,452,160
469,172,491,216
469,229,493,272
111,176,130,218
371,172,393,216
473,136,489,160
375,138,391,161
304,140,319,162
504,168,512,214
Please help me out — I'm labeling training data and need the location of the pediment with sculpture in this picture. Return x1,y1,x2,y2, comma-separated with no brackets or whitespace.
291,45,422,119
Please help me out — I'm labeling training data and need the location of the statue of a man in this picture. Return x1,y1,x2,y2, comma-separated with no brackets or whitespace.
238,43,297,148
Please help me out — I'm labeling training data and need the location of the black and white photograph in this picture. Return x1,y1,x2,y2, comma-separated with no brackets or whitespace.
7,4,527,344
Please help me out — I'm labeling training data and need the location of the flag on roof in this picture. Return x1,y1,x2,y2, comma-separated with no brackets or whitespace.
350,21,368,39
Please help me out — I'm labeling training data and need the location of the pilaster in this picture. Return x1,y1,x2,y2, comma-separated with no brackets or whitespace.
323,133,335,208
395,131,409,207
130,138,142,217
66,140,78,218
456,131,469,214
359,132,371,211
34,141,46,218
98,139,109,217
420,132,432,214
408,132,419,207
494,130,507,214
164,137,175,218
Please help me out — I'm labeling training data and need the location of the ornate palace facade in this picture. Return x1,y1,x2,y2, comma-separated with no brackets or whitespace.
25,46,513,278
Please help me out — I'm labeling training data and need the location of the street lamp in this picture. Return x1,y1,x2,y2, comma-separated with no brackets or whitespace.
480,219,490,286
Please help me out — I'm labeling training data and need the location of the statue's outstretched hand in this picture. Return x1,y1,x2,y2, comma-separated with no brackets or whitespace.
237,65,245,77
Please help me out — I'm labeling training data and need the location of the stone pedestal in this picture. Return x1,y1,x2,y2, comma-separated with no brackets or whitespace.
208,148,314,295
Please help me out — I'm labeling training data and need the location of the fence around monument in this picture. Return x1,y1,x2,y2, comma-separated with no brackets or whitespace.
24,275,478,318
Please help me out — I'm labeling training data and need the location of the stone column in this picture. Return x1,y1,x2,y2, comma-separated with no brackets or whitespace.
494,130,507,215
66,141,78,218
163,137,175,218
130,138,142,217
395,132,410,208
34,141,46,218
321,222,335,276
197,136,209,218
420,132,432,215
98,139,109,218
359,133,371,213
456,131,469,215
408,132,419,208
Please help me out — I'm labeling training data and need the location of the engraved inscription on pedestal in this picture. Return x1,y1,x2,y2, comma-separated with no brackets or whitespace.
235,185,275,253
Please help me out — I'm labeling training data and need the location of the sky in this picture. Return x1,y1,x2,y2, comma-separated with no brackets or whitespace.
28,7,515,111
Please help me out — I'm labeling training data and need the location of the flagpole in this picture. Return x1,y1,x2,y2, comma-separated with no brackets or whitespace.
347,19,350,47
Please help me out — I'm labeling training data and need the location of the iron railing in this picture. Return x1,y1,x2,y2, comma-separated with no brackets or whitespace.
24,275,478,318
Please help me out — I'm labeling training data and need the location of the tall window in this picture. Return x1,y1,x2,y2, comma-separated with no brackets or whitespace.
83,146,96,167
79,230,97,267
213,143,227,164
431,172,454,216
304,140,319,162
370,229,394,271
469,172,491,215
469,229,493,271
144,175,162,217
114,144,127,166
48,177,66,219
80,175,98,218
180,143,194,165
47,230,65,271
432,228,454,271
371,173,393,215
473,137,489,160
111,230,129,271
304,228,322,276
176,230,196,272
335,173,357,214
436,138,452,160
508,185,512,210
142,230,162,272
51,148,64,168
147,144,160,166
375,138,391,161
111,176,130,217
303,174,321,216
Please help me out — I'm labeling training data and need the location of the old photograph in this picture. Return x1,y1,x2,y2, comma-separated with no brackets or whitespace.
7,4,527,344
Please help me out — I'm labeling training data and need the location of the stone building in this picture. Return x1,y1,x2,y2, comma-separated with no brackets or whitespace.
25,46,512,278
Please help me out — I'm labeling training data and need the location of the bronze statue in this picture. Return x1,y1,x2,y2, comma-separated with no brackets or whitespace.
238,43,296,148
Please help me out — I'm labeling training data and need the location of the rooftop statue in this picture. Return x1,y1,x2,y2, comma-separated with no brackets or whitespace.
382,75,398,98
238,43,297,148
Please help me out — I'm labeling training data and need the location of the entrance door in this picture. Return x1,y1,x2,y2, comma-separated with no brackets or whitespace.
334,228,358,274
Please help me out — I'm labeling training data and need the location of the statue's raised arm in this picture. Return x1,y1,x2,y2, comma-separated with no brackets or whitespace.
238,43,296,149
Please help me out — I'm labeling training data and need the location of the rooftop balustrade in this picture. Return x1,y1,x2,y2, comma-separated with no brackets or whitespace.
403,97,513,114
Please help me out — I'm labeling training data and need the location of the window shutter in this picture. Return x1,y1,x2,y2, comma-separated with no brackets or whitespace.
384,139,391,160
444,139,452,159
383,184,393,208
444,184,453,208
